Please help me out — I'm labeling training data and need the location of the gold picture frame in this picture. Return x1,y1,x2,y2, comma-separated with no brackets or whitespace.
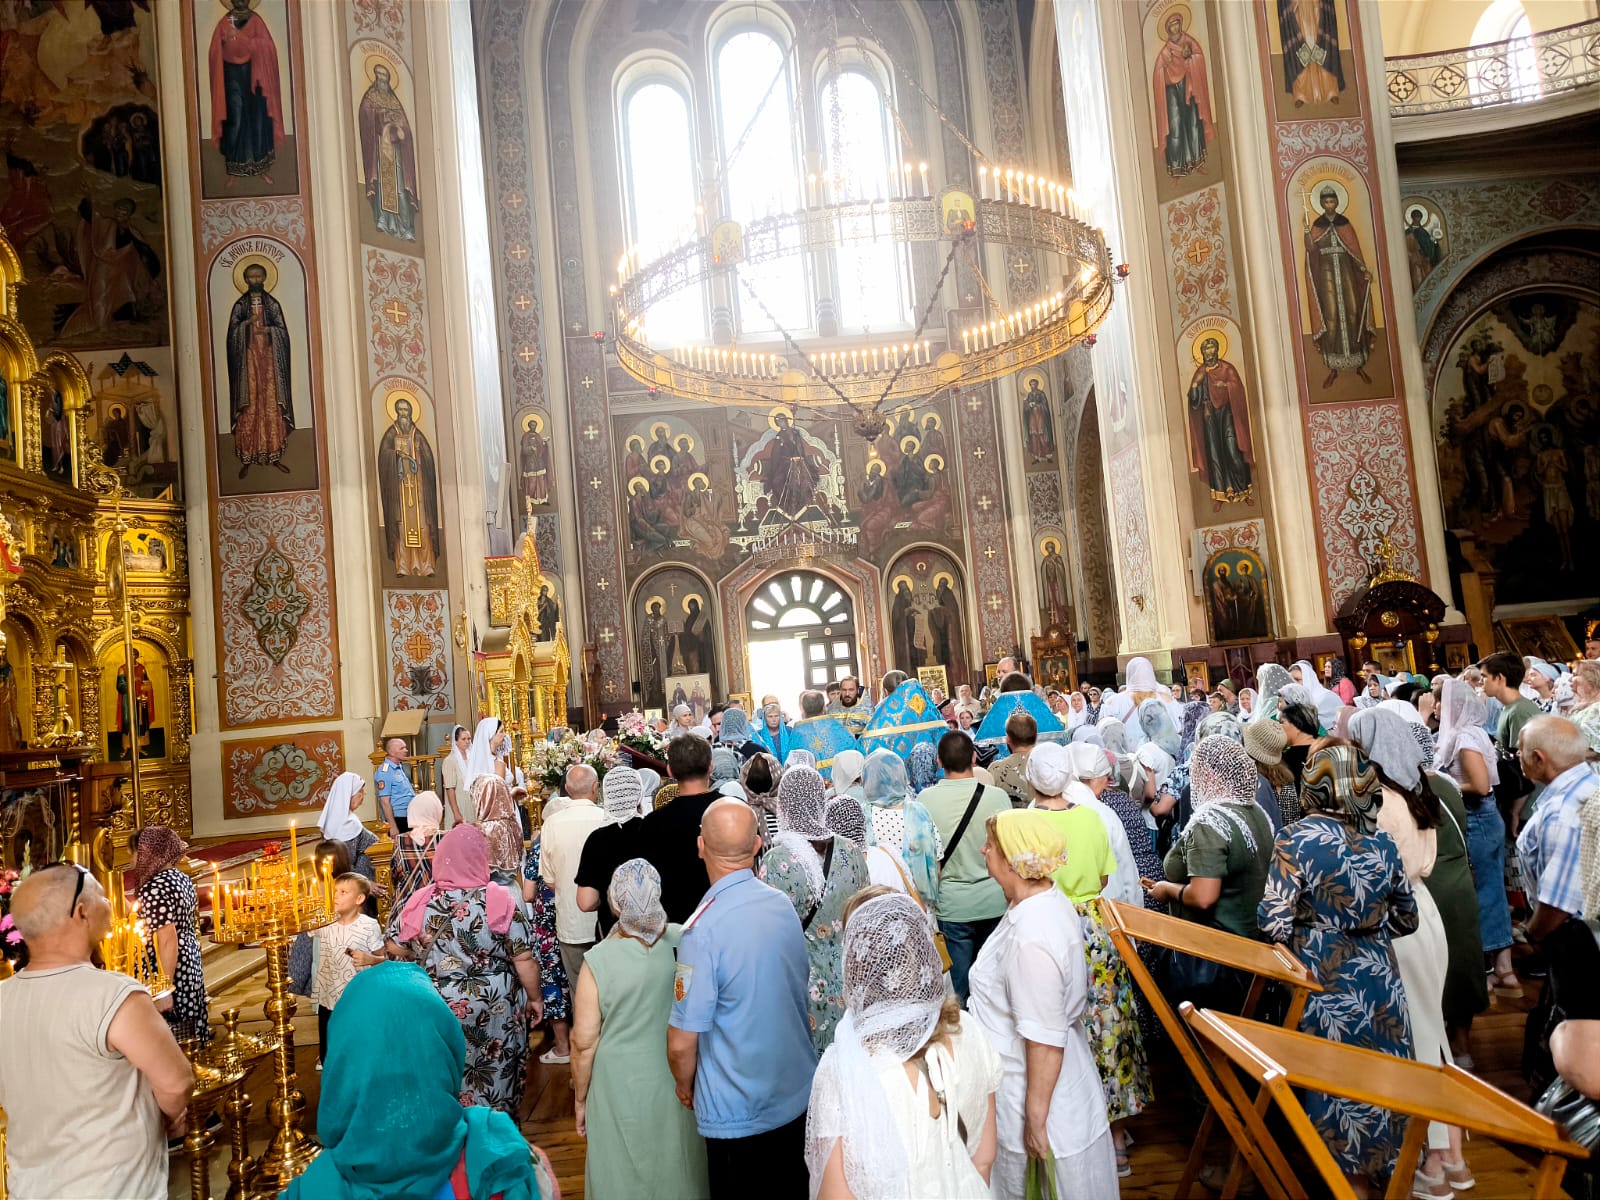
917,665,950,697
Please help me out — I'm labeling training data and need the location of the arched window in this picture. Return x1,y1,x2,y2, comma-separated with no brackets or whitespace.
820,68,913,332
620,78,706,342
1469,0,1540,101
747,571,857,691
714,29,810,336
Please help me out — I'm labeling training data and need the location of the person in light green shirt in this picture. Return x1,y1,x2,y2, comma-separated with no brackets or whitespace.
915,731,1012,1001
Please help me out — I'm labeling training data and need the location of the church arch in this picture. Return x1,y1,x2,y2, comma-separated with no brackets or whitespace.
743,567,858,697
628,563,720,710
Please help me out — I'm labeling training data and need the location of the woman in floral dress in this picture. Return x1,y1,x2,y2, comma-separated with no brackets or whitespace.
759,765,868,1051
1259,742,1418,1191
523,829,572,1062
396,825,543,1114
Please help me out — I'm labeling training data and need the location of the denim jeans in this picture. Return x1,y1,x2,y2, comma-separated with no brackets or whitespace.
938,915,1002,1004
1465,798,1513,953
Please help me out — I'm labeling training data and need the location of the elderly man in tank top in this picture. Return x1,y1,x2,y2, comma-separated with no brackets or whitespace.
0,865,194,1199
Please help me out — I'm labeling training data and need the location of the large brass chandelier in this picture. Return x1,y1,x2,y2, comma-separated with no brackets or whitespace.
609,2,1116,425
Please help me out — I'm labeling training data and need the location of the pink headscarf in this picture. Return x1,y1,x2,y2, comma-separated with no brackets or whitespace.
396,825,515,943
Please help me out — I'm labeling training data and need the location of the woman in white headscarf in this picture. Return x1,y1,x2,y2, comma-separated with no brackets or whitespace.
1127,741,1178,854
808,890,1002,1200
440,723,472,825
460,717,506,804
601,767,644,824
318,771,378,881
1290,660,1342,729
1434,676,1519,997
762,765,870,1050
1064,744,1145,910
1098,689,1135,726
830,748,867,805
635,768,662,816
570,858,708,1200
1237,687,1258,722
1065,689,1089,731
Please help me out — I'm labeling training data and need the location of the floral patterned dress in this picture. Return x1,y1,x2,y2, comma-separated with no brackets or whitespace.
523,837,570,1021
1258,814,1418,1179
1099,786,1166,1045
1080,898,1153,1122
761,833,869,1051
400,884,537,1114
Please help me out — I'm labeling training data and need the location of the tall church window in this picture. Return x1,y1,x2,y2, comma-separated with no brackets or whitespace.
714,29,810,335
620,78,706,342
1469,0,1540,101
820,68,913,332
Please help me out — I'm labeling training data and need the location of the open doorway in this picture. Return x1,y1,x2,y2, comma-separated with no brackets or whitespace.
745,570,858,710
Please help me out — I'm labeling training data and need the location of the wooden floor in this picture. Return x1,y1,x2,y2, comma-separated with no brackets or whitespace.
175,972,1574,1200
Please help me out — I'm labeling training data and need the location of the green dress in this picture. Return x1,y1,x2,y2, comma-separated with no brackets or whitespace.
1424,775,1488,1026
584,925,709,1200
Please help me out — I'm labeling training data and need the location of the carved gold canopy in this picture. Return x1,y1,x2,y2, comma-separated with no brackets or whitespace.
481,532,569,752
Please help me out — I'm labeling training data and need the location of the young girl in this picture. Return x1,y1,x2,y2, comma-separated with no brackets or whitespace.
308,874,385,1068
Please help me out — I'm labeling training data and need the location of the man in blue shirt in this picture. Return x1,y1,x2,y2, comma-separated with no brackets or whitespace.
667,798,814,1199
373,737,415,839
1516,716,1595,941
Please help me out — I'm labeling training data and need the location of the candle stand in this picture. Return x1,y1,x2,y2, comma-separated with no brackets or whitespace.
209,834,334,1199
199,1008,277,1200
181,1058,245,1200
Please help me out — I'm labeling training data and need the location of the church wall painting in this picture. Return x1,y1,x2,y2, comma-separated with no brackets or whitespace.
1265,0,1356,121
1432,291,1599,605
222,730,344,820
0,0,168,351
1036,532,1072,631
1145,0,1225,208
632,566,719,711
194,0,299,200
349,40,419,249
884,547,972,690
383,587,453,714
1400,197,1446,293
1019,374,1059,472
373,378,443,584
517,410,556,521
98,636,168,764
75,348,180,498
1287,157,1393,404
1180,317,1256,511
207,235,317,494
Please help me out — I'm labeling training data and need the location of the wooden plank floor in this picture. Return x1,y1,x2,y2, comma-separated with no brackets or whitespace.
175,972,1573,1199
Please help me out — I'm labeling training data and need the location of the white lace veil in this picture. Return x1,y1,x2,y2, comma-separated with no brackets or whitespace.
804,891,945,1200
1433,675,1500,787
1186,735,1260,855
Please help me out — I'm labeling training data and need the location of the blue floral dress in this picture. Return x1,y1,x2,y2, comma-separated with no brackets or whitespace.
1258,814,1419,1179
522,837,570,1022
761,834,869,1051
400,884,537,1114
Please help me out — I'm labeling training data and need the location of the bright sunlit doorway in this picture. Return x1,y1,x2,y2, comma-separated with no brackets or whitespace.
744,570,858,711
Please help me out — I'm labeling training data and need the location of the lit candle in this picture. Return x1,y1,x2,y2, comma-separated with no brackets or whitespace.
918,162,929,198
961,328,971,354
978,165,988,201
871,347,880,372
808,173,818,207
851,349,860,374
922,340,930,364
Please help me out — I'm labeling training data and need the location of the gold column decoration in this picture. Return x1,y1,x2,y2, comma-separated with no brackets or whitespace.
209,842,336,1196
182,1058,246,1200
367,826,395,927
481,532,569,761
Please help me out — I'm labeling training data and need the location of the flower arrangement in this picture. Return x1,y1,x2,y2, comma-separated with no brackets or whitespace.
616,709,666,758
1,866,23,966
527,730,620,791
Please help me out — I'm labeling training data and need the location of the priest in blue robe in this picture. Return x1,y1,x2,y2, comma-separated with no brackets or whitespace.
789,690,861,770
860,672,949,761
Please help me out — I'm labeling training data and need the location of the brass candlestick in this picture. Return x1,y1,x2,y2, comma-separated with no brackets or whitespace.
210,838,334,1198
183,1058,245,1200
200,1008,277,1200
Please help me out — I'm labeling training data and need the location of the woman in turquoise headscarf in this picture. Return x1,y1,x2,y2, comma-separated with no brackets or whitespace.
750,701,794,761
861,748,942,905
284,960,556,1200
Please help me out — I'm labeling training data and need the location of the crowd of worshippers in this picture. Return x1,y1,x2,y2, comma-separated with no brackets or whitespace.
2,654,1596,1200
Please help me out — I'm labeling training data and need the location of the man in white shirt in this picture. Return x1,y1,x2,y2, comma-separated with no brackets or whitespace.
0,864,194,1199
540,764,609,1024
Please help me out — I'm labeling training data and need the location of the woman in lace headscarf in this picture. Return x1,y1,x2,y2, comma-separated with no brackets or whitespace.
1253,663,1293,723
760,765,869,1050
861,749,943,905
1147,736,1274,1008
806,889,1002,1200
968,811,1120,1199
570,859,707,1199
739,752,782,847
1433,676,1519,996
709,746,739,790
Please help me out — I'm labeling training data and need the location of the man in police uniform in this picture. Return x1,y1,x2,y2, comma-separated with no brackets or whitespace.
373,736,415,839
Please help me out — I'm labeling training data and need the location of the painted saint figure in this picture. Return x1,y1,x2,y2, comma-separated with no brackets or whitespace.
1304,187,1374,387
1403,207,1441,290
1038,540,1071,628
1186,337,1254,506
519,416,551,510
226,263,294,475
536,584,560,641
1022,378,1056,463
1278,0,1344,108
377,398,441,577
43,391,71,481
890,578,919,673
357,64,418,240
61,197,163,338
928,576,969,688
639,598,670,708
1153,11,1214,178
750,411,822,514
115,651,155,758
208,0,284,179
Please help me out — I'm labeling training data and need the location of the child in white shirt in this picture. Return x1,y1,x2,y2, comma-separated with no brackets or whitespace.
310,874,385,1067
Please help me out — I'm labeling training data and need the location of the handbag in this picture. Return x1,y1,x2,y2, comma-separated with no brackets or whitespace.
886,852,953,973
1536,1077,1600,1152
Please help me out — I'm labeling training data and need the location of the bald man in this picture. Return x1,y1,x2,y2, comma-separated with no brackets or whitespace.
667,798,815,1199
0,866,194,1198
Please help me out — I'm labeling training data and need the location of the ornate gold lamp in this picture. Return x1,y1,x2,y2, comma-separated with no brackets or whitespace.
209,829,334,1198
178,1055,245,1200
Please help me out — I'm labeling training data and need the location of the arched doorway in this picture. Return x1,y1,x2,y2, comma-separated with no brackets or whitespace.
745,570,858,705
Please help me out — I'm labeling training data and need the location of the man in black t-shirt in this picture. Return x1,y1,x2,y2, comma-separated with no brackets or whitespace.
576,734,725,933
